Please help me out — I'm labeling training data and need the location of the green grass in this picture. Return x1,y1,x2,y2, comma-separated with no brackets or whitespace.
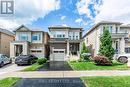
69,61,129,70
0,77,21,87
82,76,130,87
22,63,44,71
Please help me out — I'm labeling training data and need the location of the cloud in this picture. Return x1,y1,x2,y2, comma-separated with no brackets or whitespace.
61,16,66,20
95,0,130,24
76,0,102,20
75,18,88,25
62,24,68,26
0,0,60,30
75,18,83,23
76,0,130,24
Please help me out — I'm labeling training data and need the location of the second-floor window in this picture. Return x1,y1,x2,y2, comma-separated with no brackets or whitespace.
109,26,113,33
69,32,79,40
20,33,28,41
32,34,41,41
51,31,66,38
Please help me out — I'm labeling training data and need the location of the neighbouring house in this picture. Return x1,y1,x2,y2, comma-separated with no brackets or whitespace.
49,25,83,61
0,28,15,57
83,21,130,57
10,25,50,58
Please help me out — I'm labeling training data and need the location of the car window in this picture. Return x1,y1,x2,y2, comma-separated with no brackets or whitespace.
4,55,9,58
1,55,4,58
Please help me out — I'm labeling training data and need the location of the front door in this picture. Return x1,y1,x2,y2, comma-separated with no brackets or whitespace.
15,45,23,56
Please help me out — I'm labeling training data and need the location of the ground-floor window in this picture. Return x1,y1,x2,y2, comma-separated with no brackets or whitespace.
125,47,130,53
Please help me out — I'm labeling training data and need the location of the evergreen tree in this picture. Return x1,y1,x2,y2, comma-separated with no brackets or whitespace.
81,42,88,54
99,26,115,60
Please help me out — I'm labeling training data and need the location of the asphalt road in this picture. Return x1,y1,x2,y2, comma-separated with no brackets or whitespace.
13,78,86,87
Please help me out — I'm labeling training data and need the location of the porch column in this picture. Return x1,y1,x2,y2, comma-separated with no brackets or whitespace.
23,42,28,55
67,41,69,57
10,43,15,58
120,37,125,54
79,42,82,53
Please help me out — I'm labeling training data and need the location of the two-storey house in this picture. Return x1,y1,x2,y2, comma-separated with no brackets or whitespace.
10,25,50,58
49,25,83,61
83,21,130,57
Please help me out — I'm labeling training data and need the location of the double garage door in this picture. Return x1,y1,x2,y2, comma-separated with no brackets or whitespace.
53,50,65,61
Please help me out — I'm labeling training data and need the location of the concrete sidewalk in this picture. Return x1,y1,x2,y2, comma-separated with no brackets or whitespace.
1,70,130,79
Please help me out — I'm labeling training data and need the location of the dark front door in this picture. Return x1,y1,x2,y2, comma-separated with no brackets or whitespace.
70,43,79,55
15,45,23,56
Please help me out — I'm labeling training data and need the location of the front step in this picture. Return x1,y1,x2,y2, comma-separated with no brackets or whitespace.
69,55,80,61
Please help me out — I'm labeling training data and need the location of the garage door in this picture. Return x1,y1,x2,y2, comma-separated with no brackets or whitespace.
30,50,43,57
53,51,65,61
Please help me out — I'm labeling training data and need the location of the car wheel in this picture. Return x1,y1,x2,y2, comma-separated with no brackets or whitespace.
118,56,128,63
0,62,4,67
17,64,21,66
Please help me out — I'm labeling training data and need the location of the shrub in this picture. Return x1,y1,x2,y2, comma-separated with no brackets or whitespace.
93,56,112,66
37,58,47,65
80,53,92,62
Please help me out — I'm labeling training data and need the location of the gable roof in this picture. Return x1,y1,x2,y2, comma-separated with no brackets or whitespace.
83,21,123,38
14,25,45,32
0,28,14,36
14,25,31,32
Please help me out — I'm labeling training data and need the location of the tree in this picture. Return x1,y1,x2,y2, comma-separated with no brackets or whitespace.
80,42,89,61
99,26,115,61
81,42,88,54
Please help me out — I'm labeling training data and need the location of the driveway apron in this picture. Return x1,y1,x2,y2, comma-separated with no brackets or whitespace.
38,61,73,71
13,78,86,87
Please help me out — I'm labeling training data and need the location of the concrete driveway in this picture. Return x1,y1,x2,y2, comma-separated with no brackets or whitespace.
0,63,30,75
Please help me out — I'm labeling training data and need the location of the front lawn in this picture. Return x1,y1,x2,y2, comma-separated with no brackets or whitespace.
82,76,130,87
0,77,21,87
69,61,129,70
22,63,44,71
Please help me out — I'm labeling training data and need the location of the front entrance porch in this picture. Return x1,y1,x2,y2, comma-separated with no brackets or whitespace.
112,37,125,54
67,42,81,61
69,43,79,55
15,45,23,56
10,41,29,58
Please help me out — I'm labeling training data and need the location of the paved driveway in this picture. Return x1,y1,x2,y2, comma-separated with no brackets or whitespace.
0,63,30,75
13,78,86,87
38,61,73,71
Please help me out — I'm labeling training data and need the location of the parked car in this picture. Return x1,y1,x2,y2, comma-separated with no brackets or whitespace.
15,55,38,66
0,54,12,67
115,54,130,63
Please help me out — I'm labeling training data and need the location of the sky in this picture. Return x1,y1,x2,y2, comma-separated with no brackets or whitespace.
0,0,130,35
